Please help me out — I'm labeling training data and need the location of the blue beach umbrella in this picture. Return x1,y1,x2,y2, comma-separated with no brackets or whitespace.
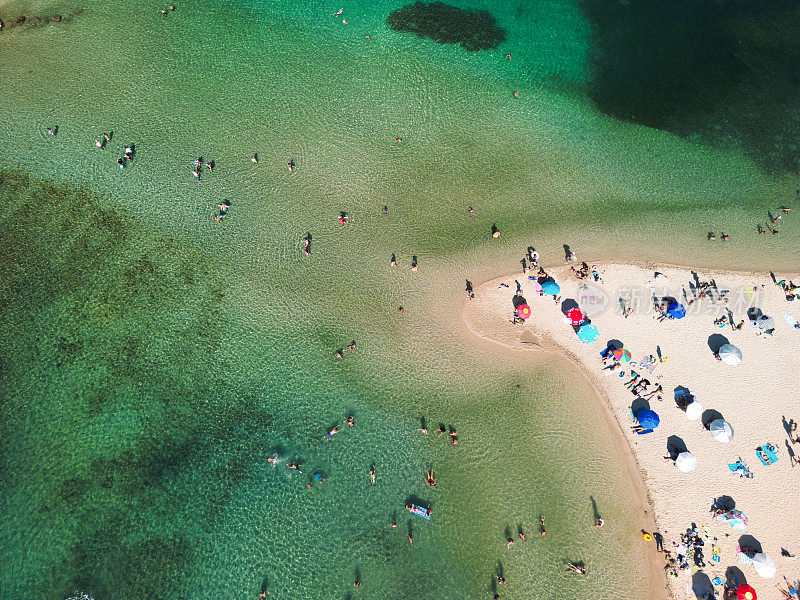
668,302,686,319
541,280,560,296
576,323,599,343
636,409,660,430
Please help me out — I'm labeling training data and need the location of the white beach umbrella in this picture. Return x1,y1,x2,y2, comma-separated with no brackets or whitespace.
685,401,703,421
675,452,697,473
752,553,776,578
710,419,734,443
718,344,742,366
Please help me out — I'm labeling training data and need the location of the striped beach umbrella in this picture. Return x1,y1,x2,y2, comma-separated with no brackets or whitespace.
613,348,632,363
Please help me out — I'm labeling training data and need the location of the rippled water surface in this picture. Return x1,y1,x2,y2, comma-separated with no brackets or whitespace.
0,0,797,598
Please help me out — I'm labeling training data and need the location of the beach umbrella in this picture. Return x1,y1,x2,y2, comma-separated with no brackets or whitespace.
685,401,703,421
576,323,599,343
757,316,774,331
636,409,660,430
737,584,757,600
710,418,734,443
517,304,531,319
674,452,697,473
541,280,560,296
667,302,686,319
613,348,632,363
719,344,742,366
752,553,776,579
566,307,585,326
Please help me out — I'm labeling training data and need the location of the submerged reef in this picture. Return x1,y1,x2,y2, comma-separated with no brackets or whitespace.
580,0,800,174
387,1,506,52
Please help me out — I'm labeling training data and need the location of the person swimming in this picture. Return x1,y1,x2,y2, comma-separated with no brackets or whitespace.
721,233,730,241
566,563,586,575
436,424,446,436
758,224,765,234
347,414,355,427
251,154,258,164
286,461,302,473
334,349,343,359
95,138,106,149
117,157,126,169
382,205,388,215
506,537,514,549
425,468,436,486
325,425,340,439
707,232,716,241
768,224,778,234
288,160,295,173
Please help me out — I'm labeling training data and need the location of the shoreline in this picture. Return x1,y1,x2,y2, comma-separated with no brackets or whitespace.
463,261,800,600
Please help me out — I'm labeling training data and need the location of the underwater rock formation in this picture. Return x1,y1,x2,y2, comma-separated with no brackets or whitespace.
387,1,506,52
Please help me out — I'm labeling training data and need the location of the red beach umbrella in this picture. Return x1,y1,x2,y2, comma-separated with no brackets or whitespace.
737,584,757,600
517,304,531,319
566,307,585,326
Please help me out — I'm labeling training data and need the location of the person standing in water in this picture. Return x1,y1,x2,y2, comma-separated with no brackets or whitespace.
369,464,376,485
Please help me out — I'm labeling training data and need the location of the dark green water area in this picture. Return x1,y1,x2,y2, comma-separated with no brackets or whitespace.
580,0,800,174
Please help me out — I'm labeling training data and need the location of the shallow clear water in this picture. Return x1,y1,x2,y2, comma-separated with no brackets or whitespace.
0,0,797,598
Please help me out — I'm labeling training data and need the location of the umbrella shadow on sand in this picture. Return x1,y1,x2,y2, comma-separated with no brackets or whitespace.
711,495,735,512
691,571,715,600
561,298,579,315
631,398,651,415
738,534,763,554
707,334,729,354
666,435,688,459
702,409,724,430
725,565,748,587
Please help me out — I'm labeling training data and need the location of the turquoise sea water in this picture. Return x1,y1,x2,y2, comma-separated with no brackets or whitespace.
1,0,798,599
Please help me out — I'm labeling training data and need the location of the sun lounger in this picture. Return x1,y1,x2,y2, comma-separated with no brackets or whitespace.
756,443,778,466
784,314,800,329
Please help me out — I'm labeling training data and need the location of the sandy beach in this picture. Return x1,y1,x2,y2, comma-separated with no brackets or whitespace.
464,261,800,600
